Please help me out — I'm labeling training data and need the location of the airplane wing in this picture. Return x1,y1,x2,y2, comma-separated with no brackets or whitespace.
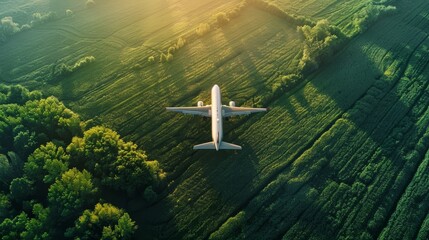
222,106,267,117
166,106,211,117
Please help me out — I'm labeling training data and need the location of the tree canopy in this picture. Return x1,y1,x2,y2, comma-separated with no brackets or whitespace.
65,203,137,240
48,168,98,222
68,126,164,194
0,84,164,239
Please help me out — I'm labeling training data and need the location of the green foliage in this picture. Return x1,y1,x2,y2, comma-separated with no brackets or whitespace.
66,9,74,16
0,16,21,43
196,23,211,36
52,56,96,79
175,37,186,48
0,203,50,239
368,206,386,233
20,203,50,240
0,153,23,190
350,4,396,35
68,126,121,169
65,203,137,240
0,193,13,221
31,12,57,27
209,211,245,240
0,212,28,240
73,56,96,70
166,52,174,62
13,127,38,158
1,0,427,239
359,163,375,184
215,12,230,26
161,37,186,63
168,46,176,55
1,11,57,44
48,168,98,222
0,106,21,152
10,177,34,202
298,19,346,73
4,85,42,105
0,92,82,159
68,126,163,194
272,74,302,97
52,63,72,77
159,53,167,63
1,16,20,35
0,83,150,240
24,142,69,187
21,96,83,143
148,55,155,63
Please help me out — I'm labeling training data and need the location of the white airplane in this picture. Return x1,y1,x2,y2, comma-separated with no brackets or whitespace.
166,85,267,150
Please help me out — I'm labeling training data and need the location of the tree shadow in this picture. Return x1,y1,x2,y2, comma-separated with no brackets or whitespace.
275,6,429,238
148,2,429,239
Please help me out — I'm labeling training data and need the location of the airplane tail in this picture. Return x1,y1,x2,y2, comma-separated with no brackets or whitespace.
193,141,242,150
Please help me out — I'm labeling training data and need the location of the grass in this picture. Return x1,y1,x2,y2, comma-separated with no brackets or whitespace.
2,0,429,239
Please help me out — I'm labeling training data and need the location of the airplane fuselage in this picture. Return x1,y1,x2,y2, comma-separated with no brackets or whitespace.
211,85,223,151
166,84,266,150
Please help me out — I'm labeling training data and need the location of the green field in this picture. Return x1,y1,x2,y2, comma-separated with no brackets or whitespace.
2,0,429,239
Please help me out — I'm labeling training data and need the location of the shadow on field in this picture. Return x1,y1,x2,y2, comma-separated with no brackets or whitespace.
132,197,179,240
198,142,258,193
284,9,429,238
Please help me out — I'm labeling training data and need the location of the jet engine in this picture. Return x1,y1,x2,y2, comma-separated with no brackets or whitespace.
229,101,235,107
197,101,204,107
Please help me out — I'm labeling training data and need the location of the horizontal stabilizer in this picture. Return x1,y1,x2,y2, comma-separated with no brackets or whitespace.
193,141,242,150
219,141,242,150
193,142,216,150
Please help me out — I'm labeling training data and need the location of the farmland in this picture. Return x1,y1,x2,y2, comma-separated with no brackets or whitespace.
2,0,429,239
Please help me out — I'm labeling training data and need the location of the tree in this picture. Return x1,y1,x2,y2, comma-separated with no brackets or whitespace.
67,126,163,194
24,142,69,186
20,203,50,240
0,193,13,221
67,126,120,171
0,104,22,151
215,12,230,26
21,96,83,142
65,203,137,240
0,152,24,191
0,154,13,190
297,19,345,73
0,212,28,240
196,23,211,36
6,85,42,105
272,74,302,97
10,177,34,203
13,126,38,158
48,168,98,222
108,141,160,193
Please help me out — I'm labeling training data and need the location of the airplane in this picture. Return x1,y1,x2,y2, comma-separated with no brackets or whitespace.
166,84,267,150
